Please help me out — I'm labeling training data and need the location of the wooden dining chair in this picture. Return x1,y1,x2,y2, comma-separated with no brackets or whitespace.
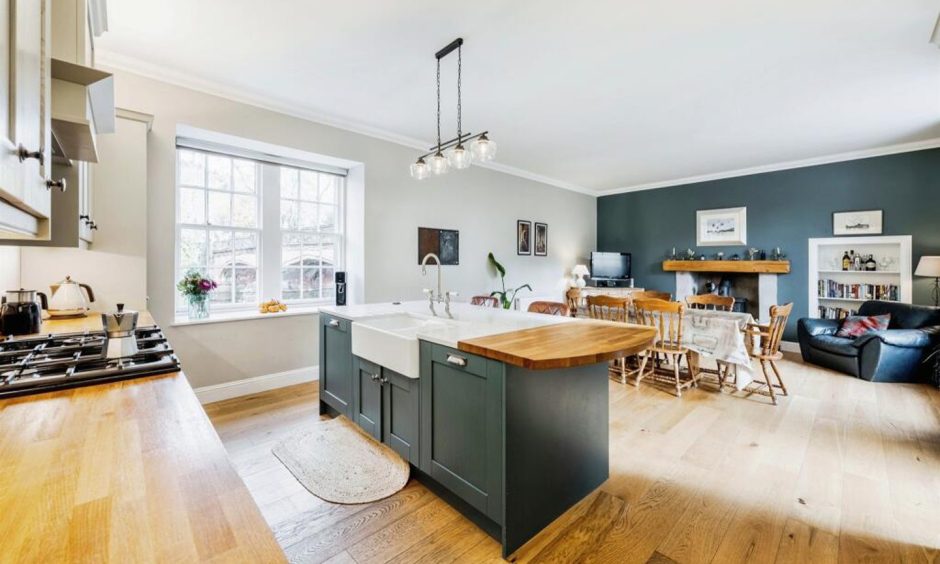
742,302,793,405
633,298,699,397
586,295,631,382
527,301,570,316
685,294,735,311
470,295,499,308
565,287,582,317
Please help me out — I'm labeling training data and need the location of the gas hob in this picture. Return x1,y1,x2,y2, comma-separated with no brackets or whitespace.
0,326,180,399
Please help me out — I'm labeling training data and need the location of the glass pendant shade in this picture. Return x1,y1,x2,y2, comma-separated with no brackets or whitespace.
448,144,472,169
470,134,497,162
410,158,430,180
429,152,450,175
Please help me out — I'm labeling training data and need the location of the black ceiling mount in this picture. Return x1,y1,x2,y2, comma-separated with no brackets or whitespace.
435,37,463,60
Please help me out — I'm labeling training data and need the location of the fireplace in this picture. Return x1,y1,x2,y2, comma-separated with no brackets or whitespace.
671,267,782,319
684,273,757,315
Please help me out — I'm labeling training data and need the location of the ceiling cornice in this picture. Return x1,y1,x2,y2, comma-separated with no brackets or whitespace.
597,137,940,197
95,49,597,196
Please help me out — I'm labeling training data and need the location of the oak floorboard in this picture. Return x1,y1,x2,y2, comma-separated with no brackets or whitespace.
206,359,940,563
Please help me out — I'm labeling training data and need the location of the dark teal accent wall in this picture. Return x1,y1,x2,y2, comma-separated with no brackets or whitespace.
597,148,940,340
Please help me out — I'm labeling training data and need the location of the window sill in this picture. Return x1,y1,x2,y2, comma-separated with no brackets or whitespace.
171,304,323,327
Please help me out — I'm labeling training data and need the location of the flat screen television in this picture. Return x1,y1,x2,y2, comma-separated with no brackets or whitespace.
590,252,632,280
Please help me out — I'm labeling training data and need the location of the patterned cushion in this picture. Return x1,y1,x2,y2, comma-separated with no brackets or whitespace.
836,314,891,338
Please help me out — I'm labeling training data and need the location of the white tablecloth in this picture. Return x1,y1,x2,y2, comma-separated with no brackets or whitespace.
681,309,756,390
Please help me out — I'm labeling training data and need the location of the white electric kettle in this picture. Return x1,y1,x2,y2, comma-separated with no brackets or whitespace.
48,276,96,318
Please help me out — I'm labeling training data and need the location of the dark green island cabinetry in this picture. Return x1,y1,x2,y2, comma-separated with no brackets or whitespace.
319,311,655,558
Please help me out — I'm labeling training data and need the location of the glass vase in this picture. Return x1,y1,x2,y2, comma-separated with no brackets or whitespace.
187,294,209,320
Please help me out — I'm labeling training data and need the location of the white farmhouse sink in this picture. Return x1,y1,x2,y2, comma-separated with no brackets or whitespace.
351,313,455,378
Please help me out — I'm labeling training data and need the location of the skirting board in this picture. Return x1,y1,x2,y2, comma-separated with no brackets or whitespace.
780,341,800,354
194,366,318,404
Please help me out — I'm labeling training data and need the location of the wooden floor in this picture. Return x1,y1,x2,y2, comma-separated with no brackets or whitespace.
204,358,940,563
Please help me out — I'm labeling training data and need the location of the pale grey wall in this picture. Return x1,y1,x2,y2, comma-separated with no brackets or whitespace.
109,70,596,388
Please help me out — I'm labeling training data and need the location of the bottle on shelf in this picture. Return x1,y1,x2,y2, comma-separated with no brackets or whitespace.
852,251,862,271
865,254,877,271
842,250,850,271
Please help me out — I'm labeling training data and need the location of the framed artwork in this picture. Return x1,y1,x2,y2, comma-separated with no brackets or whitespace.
517,220,531,255
418,227,459,265
832,210,883,236
534,222,548,256
696,207,747,246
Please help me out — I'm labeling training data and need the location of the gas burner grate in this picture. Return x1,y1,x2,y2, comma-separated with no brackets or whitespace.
0,326,181,399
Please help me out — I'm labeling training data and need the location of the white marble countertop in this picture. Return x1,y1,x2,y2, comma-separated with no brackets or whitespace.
320,301,574,349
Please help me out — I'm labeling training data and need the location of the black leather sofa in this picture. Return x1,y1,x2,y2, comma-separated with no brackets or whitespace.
797,301,940,383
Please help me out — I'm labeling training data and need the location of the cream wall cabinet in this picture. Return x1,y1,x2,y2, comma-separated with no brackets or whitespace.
0,0,53,239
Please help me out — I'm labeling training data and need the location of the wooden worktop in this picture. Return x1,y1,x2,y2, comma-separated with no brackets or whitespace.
2,311,158,338
0,334,286,561
458,320,657,370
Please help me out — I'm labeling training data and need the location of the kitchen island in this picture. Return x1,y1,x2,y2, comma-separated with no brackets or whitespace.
0,314,285,563
318,302,656,558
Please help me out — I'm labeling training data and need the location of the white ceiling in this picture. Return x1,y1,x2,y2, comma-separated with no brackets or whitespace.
96,0,940,194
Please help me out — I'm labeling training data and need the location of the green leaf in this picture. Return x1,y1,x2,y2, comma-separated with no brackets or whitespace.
487,252,506,278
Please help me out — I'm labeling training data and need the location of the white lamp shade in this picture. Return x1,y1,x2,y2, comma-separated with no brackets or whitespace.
915,256,940,277
572,264,590,277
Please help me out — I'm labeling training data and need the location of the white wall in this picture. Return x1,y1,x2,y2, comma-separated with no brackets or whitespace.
94,69,597,388
0,247,20,290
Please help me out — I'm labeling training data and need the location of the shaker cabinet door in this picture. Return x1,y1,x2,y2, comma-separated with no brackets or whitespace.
352,357,382,440
0,0,52,237
319,314,352,416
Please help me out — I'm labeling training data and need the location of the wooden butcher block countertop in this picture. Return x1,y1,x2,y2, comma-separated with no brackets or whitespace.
458,320,657,370
0,314,286,563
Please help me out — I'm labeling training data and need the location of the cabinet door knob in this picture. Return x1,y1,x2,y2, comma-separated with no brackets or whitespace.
380,376,389,385
446,354,467,367
45,178,67,192
16,145,44,166
370,373,380,381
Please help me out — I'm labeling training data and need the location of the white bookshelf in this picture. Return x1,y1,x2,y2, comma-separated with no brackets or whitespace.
808,235,912,320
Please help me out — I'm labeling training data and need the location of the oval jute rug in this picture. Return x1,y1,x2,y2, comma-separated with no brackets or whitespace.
272,416,410,504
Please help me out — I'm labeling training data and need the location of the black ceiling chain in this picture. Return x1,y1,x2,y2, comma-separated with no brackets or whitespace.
436,58,442,153
457,44,462,142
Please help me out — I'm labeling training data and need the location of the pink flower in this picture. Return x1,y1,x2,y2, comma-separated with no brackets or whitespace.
199,280,212,290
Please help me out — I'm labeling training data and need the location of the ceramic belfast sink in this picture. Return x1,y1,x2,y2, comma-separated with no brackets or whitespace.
351,313,456,378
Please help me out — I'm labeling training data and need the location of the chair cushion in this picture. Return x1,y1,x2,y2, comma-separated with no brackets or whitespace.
836,314,891,338
810,335,860,357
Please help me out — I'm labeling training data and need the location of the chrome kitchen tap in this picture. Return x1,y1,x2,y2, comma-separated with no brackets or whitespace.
420,253,457,318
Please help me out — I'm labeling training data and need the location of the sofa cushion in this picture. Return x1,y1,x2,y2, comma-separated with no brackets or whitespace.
810,335,860,357
857,301,940,330
836,314,891,338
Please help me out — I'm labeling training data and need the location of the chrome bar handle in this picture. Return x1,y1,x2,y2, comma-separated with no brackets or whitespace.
328,319,340,327
446,354,467,367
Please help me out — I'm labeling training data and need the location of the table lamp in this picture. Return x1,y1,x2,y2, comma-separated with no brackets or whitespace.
571,264,590,288
915,256,940,306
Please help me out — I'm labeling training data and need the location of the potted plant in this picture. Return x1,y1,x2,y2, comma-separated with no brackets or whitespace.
488,252,532,309
177,270,218,320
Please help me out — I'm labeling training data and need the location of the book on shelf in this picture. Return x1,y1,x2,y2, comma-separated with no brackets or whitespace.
817,279,899,301
818,305,856,320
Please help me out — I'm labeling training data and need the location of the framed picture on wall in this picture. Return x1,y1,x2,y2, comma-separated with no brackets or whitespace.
832,210,883,236
517,220,531,255
696,207,747,246
534,223,548,256
418,227,459,265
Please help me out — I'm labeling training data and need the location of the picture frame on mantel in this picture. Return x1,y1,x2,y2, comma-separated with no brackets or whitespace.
517,220,531,255
696,207,747,246
534,222,548,256
832,209,883,236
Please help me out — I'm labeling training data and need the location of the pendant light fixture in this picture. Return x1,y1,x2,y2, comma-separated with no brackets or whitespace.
410,38,496,179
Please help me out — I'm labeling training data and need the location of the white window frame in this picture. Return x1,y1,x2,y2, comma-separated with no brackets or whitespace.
174,144,346,318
